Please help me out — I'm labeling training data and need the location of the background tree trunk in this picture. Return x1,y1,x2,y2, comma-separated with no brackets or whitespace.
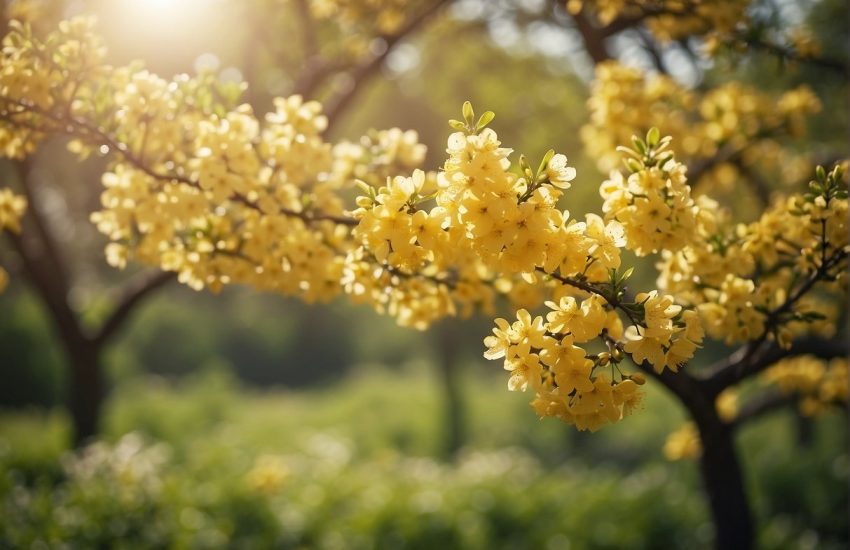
435,319,465,458
695,412,755,550
66,342,103,448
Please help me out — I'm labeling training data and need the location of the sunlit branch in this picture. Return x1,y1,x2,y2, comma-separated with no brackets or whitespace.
323,0,451,134
0,97,358,227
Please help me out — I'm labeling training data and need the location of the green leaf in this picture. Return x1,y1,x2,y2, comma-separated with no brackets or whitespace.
646,127,661,148
476,111,495,132
354,179,372,194
462,101,475,125
625,158,642,173
537,149,555,178
448,119,466,131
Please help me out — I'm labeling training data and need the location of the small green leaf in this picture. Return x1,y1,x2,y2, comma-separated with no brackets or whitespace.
476,110,495,132
354,179,372,194
462,101,475,125
537,149,555,178
448,119,466,131
646,127,660,147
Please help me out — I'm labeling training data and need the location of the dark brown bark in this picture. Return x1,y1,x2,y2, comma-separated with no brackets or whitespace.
694,411,754,550
6,184,171,446
67,343,103,447
572,10,612,64
639,364,754,549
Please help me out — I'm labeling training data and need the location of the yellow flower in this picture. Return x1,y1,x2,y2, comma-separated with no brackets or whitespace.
0,188,27,233
546,154,577,189
664,423,702,461
623,326,667,371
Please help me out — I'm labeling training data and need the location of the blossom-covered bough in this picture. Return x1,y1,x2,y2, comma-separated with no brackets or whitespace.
0,5,847,550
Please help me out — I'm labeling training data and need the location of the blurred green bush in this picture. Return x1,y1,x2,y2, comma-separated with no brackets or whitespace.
0,368,846,549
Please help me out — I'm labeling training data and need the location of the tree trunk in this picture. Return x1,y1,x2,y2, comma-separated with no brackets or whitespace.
435,319,465,458
66,343,103,448
794,410,814,448
694,413,755,550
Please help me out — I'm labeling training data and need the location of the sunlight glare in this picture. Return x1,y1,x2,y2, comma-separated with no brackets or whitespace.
99,0,224,65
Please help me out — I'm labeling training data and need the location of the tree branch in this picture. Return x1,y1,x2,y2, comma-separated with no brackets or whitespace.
688,142,744,184
731,388,792,428
295,0,319,61
93,270,175,346
0,97,357,227
703,336,849,397
636,360,717,423
570,8,612,64
730,157,771,206
13,159,73,293
635,28,668,75
322,0,450,134
5,231,86,348
742,36,849,75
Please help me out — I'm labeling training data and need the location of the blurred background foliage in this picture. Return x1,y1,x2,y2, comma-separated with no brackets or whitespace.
0,0,847,547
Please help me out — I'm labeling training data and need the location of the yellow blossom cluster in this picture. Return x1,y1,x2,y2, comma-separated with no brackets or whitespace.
582,62,694,174
0,18,517,330
0,188,27,294
1,18,359,304
657,164,848,346
331,128,427,188
663,422,702,461
0,187,27,234
763,356,849,417
0,18,105,157
623,292,703,373
346,166,498,329
346,113,701,429
309,0,412,35
436,128,598,277
484,304,647,432
245,455,290,494
567,0,748,42
715,388,738,422
583,62,820,196
347,104,630,331
2,16,845,437
600,133,701,255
